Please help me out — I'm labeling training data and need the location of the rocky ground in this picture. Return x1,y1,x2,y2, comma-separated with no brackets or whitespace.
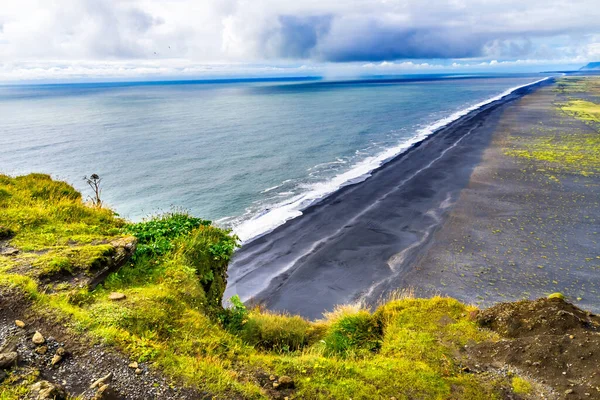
0,287,208,399
464,297,600,399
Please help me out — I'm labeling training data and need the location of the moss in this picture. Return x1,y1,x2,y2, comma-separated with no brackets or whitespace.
560,100,600,124
511,376,532,395
548,292,565,300
0,367,39,399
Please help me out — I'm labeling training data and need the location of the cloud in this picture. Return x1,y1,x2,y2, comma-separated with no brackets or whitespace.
0,0,599,80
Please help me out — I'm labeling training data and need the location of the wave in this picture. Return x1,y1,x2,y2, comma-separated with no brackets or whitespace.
232,77,550,244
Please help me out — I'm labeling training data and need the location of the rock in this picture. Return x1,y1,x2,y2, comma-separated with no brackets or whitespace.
0,248,18,256
32,331,45,345
14,320,25,328
272,382,279,389
87,237,137,290
92,383,109,400
565,389,574,395
35,346,48,355
135,368,142,375
128,361,138,369
30,380,67,400
56,347,66,356
51,355,62,366
269,374,276,381
277,376,294,390
90,372,112,389
108,292,126,301
0,352,18,369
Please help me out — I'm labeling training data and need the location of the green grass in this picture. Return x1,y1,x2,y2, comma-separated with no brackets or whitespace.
0,174,519,399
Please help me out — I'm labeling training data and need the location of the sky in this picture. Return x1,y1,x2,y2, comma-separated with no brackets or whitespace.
1,0,599,82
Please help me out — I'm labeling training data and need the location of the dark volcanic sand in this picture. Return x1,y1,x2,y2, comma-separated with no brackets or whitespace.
224,78,600,319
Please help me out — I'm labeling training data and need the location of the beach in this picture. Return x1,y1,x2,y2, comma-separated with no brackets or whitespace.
225,76,600,319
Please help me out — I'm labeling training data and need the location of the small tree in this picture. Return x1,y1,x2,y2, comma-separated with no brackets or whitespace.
84,174,103,208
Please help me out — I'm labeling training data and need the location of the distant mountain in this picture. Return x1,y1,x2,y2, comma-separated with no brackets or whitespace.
580,62,600,70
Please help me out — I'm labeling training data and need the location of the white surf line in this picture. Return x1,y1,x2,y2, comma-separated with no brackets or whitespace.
237,122,482,301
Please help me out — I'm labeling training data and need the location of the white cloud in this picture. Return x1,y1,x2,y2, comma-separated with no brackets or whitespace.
0,0,599,80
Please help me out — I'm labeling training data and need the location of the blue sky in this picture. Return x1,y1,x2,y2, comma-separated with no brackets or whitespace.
0,0,598,82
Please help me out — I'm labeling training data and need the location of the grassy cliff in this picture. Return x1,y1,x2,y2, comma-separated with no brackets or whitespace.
0,174,540,399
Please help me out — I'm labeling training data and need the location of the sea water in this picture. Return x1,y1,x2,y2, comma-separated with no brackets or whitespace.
0,74,546,242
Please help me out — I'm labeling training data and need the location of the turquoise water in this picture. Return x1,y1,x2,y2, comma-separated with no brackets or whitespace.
0,74,545,241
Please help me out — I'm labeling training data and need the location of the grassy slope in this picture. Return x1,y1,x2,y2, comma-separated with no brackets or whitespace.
0,174,515,399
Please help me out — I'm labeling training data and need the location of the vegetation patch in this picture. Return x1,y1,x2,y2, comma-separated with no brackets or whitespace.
0,174,538,399
560,99,600,125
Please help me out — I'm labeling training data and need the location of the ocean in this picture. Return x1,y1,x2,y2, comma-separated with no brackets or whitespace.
0,74,547,242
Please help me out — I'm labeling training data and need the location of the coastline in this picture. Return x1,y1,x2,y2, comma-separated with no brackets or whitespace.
232,76,551,244
225,77,555,319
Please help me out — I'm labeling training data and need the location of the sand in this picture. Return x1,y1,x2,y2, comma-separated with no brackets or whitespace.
224,78,600,319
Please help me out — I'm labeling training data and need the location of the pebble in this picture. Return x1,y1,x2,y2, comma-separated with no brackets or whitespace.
56,347,66,356
51,354,62,366
35,346,48,355
565,388,574,394
108,292,126,301
14,320,25,328
277,376,294,389
128,361,138,369
135,368,142,375
90,372,113,389
32,331,45,345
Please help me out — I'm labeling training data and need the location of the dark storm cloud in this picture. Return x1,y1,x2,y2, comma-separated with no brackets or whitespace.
316,25,487,62
260,15,332,59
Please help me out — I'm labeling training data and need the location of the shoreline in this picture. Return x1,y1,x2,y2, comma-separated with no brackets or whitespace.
225,77,555,319
232,77,551,244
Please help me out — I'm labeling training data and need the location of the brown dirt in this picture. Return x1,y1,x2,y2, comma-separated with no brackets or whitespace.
464,298,600,399
0,287,210,399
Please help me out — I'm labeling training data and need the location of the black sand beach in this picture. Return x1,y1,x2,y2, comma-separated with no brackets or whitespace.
225,77,600,319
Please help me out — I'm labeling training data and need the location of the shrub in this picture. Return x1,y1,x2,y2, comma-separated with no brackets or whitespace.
123,212,211,259
239,309,311,352
221,295,249,332
175,226,238,311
